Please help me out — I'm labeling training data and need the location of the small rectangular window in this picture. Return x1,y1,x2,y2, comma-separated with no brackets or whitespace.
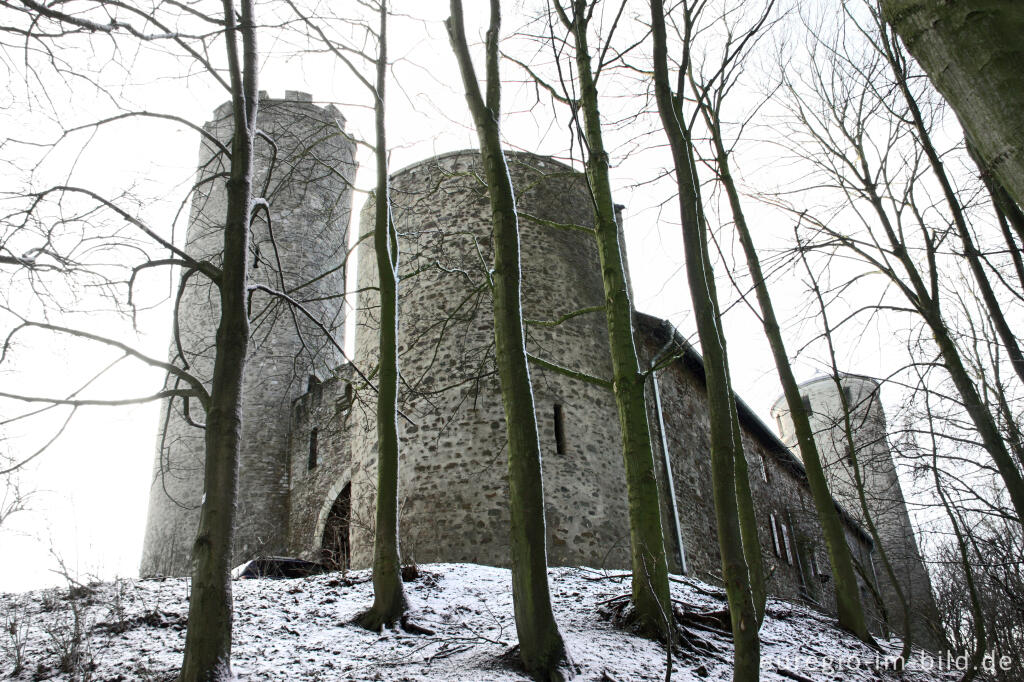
308,427,319,470
769,513,781,557
800,394,812,418
553,404,566,455
843,385,853,409
780,519,793,565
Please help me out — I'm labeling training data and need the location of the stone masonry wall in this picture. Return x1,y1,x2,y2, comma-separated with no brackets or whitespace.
635,315,877,619
347,150,630,570
140,118,929,637
283,150,883,624
285,367,356,560
140,92,355,576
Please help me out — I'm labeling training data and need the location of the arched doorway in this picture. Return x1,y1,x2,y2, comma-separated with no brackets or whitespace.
321,483,351,570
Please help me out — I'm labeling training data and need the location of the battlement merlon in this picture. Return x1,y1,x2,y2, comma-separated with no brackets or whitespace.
210,90,346,129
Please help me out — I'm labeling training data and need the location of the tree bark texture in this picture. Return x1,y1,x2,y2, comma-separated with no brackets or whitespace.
564,5,673,640
881,0,1024,207
179,1,257,679
649,2,760,678
360,0,407,630
727,395,766,625
447,1,567,677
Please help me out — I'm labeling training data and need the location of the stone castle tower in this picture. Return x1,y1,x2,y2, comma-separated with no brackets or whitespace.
771,376,940,644
140,92,356,576
141,95,938,645
346,151,629,568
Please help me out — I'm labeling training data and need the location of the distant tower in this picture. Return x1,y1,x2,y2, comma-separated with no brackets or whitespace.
347,150,632,569
770,375,939,645
140,92,356,576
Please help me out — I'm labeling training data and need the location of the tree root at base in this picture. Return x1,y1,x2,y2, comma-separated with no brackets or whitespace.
597,594,729,658
353,607,435,636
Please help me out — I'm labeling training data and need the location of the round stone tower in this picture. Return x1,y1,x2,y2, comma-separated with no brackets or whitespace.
770,375,940,645
347,150,632,570
140,92,356,576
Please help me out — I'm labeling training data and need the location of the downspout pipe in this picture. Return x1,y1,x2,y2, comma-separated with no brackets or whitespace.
651,367,688,575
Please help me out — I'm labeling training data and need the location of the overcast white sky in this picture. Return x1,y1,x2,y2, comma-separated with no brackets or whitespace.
0,0,916,592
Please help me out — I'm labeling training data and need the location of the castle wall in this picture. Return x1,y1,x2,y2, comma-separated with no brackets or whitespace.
771,376,940,645
284,369,355,562
283,150,880,606
634,317,877,617
347,151,630,570
140,92,356,576
140,110,934,638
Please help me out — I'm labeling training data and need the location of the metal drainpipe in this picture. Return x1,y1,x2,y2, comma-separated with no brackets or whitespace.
651,368,688,575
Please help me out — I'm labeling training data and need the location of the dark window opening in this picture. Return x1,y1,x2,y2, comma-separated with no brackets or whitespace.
308,427,319,470
771,513,793,565
321,483,351,570
307,374,321,392
554,404,566,454
336,383,354,421
800,394,812,417
769,513,781,557
780,518,793,565
843,385,853,409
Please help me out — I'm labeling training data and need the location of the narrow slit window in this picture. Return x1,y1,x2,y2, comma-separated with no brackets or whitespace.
554,404,566,455
800,394,812,418
769,513,781,557
780,519,793,565
308,427,319,470
759,452,770,482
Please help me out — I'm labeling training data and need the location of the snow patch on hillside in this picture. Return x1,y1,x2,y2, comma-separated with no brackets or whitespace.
1,563,957,681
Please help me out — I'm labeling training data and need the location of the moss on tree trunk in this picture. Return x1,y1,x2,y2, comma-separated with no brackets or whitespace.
649,2,760,677
447,2,567,678
563,6,673,640
358,0,407,631
179,3,257,679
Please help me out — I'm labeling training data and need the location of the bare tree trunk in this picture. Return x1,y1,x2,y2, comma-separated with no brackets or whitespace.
709,125,871,642
650,3,760,678
856,172,1024,523
780,9,1024,525
926,404,987,682
877,22,1024,386
179,1,257,679
447,1,567,677
925,306,1024,523
881,0,1024,208
802,256,909,660
976,159,1024,293
553,0,672,640
358,0,406,630
727,398,766,625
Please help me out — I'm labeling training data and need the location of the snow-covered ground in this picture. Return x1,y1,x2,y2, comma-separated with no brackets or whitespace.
1,563,959,681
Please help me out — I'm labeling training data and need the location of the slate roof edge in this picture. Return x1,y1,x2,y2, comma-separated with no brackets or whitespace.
633,310,874,549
